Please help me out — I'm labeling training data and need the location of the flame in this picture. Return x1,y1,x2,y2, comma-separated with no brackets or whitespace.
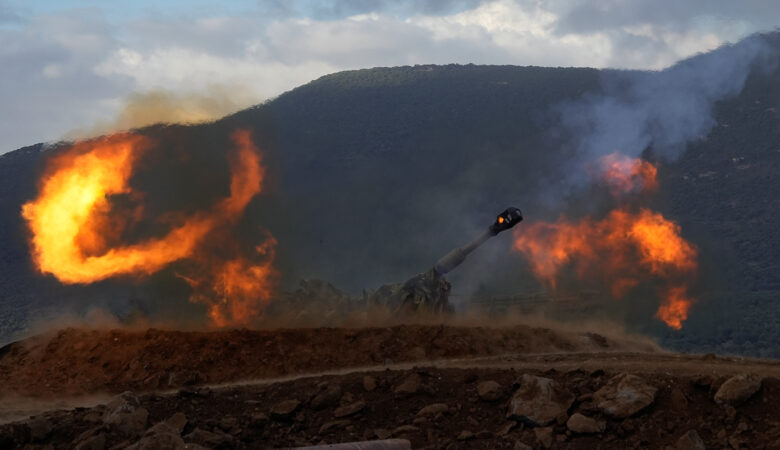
656,286,694,330
22,129,276,326
598,153,658,196
192,237,278,327
513,207,698,329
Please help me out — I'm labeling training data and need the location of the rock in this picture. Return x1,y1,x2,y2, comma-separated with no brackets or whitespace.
714,374,763,405
476,430,494,439
676,430,705,450
417,403,449,416
311,385,342,409
670,387,689,410
341,391,355,404
75,426,105,446
74,434,107,450
577,393,593,402
457,430,474,440
126,432,185,450
102,392,149,436
392,425,420,436
166,413,187,434
167,371,200,387
248,413,268,428
394,373,422,396
183,428,234,448
319,420,351,433
144,423,179,437
84,411,104,424
724,405,737,422
363,376,377,392
728,435,744,449
506,374,575,426
26,417,53,442
593,373,657,418
334,401,365,418
270,399,301,420
514,442,533,450
534,427,554,449
217,417,238,433
374,429,392,440
497,421,517,436
566,413,605,434
477,380,502,401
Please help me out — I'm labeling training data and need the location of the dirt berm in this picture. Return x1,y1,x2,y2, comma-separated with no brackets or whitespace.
1,324,779,449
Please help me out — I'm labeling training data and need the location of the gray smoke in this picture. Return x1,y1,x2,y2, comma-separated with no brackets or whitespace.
558,33,771,183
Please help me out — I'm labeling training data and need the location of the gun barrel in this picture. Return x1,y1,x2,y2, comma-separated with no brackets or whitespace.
432,207,523,276
433,230,492,275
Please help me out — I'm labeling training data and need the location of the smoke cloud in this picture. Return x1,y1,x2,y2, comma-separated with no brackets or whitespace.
67,84,261,140
557,34,771,188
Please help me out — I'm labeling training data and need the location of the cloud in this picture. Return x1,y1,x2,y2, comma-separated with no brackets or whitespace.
0,1,20,24
1,0,779,153
257,0,489,20
554,0,779,37
0,10,130,152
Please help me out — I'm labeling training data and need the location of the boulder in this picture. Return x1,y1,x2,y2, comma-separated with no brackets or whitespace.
270,399,301,420
676,430,706,450
477,381,503,401
457,430,474,441
534,427,554,449
593,373,657,419
714,374,763,405
416,403,449,416
392,425,420,436
566,413,605,434
183,428,234,448
102,392,149,436
312,384,343,410
74,434,107,450
506,374,575,426
126,432,185,450
248,413,268,428
166,413,187,434
26,417,53,442
319,420,351,433
374,429,392,440
363,376,377,392
334,401,366,418
394,373,422,396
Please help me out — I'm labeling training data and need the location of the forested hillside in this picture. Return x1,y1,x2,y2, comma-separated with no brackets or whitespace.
1,33,779,357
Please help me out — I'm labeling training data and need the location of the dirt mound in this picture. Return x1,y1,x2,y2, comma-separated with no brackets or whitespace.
2,366,779,449
0,325,655,397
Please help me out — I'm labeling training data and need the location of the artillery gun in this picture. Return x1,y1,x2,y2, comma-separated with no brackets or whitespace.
367,207,523,313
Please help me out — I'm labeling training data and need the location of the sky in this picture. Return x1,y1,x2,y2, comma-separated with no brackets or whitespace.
0,0,778,154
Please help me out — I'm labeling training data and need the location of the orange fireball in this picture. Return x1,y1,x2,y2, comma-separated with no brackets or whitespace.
22,129,277,326
513,205,698,329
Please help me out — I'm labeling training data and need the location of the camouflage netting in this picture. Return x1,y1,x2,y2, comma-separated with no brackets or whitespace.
270,270,453,323
365,269,452,314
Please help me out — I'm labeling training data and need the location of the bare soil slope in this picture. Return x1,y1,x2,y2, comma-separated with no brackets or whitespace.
1,325,779,449
0,325,655,397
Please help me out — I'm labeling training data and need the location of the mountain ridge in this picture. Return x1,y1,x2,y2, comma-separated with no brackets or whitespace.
1,32,779,357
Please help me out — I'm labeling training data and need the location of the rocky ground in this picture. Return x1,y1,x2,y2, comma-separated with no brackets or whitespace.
1,326,779,449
